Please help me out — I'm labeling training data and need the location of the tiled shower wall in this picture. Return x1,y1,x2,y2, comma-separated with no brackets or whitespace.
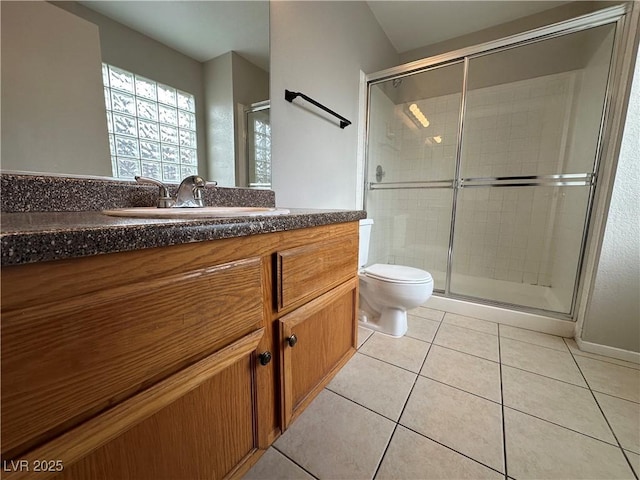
367,71,589,310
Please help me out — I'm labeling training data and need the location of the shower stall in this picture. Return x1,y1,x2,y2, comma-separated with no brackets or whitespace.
364,6,628,318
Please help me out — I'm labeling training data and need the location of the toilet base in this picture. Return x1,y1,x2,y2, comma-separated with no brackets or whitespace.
358,307,408,338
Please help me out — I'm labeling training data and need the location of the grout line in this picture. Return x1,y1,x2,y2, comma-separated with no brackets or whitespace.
500,363,591,391
324,386,406,425
270,445,320,480
439,320,500,338
371,322,442,480
498,323,509,480
419,374,502,406
500,334,571,353
371,423,399,479
399,423,507,478
356,349,427,376
568,349,640,371
430,341,501,364
564,337,639,480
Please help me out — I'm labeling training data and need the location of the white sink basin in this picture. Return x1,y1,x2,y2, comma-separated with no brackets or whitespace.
103,206,290,219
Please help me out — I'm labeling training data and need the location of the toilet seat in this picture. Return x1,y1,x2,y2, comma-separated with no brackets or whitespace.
362,264,433,285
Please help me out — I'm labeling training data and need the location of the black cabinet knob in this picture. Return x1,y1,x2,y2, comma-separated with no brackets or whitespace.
287,334,298,347
259,351,272,366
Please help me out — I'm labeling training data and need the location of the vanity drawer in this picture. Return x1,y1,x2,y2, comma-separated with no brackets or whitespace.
276,233,358,311
1,256,264,457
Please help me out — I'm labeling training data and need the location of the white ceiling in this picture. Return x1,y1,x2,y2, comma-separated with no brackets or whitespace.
367,1,570,54
80,1,571,70
79,1,270,70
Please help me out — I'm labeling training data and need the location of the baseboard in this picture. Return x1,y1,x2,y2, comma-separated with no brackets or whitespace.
425,295,576,337
575,337,640,364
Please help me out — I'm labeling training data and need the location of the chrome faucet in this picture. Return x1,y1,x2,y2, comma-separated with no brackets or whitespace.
135,175,217,208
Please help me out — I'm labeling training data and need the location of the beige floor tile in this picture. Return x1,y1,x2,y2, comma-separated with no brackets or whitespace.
566,338,640,370
421,345,501,403
376,425,503,480
433,323,500,362
626,450,640,477
595,392,640,454
499,324,567,351
409,305,445,322
327,352,417,421
575,356,640,403
406,314,440,342
443,312,498,335
274,389,394,480
400,377,504,473
502,366,615,444
243,448,313,480
505,408,634,479
358,332,430,373
500,337,586,387
358,326,374,348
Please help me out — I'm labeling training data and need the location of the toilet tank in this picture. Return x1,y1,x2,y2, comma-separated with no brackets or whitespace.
358,218,373,268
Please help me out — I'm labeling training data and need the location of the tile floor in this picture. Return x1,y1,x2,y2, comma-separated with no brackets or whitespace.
244,306,640,480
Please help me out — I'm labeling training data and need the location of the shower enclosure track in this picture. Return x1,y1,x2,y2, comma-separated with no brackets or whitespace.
369,173,595,190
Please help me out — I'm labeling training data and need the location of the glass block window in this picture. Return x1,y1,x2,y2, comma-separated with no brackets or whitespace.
251,117,271,188
102,64,198,182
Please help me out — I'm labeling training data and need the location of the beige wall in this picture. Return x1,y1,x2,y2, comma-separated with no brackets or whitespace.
270,1,399,209
204,52,269,186
204,53,235,186
52,1,207,179
1,1,111,176
581,45,640,353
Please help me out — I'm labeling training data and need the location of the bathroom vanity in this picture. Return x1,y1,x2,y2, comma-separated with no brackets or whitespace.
0,174,364,479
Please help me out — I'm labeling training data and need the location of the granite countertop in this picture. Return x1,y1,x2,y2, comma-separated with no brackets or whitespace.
1,208,366,266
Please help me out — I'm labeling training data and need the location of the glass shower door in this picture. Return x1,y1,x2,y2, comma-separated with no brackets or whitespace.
449,23,616,313
366,62,464,291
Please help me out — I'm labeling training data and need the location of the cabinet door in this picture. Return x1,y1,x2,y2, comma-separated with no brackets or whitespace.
7,330,264,480
59,354,257,480
279,278,358,429
2,257,264,458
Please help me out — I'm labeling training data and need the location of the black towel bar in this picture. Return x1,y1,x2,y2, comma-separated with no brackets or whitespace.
285,89,352,129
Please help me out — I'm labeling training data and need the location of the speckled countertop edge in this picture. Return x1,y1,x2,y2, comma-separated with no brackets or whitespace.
1,209,367,266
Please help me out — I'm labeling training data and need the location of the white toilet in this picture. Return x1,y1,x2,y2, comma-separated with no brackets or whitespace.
358,218,434,337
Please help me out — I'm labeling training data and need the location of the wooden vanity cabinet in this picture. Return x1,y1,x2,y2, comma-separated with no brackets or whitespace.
275,234,359,429
279,278,358,428
0,221,359,480
56,331,264,480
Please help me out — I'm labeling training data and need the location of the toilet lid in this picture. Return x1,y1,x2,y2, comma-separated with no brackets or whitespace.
363,264,433,284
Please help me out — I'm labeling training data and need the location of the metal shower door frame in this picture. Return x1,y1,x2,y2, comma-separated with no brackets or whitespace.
363,4,631,319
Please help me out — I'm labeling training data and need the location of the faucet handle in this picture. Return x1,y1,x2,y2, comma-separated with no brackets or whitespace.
175,175,216,208
135,176,175,208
